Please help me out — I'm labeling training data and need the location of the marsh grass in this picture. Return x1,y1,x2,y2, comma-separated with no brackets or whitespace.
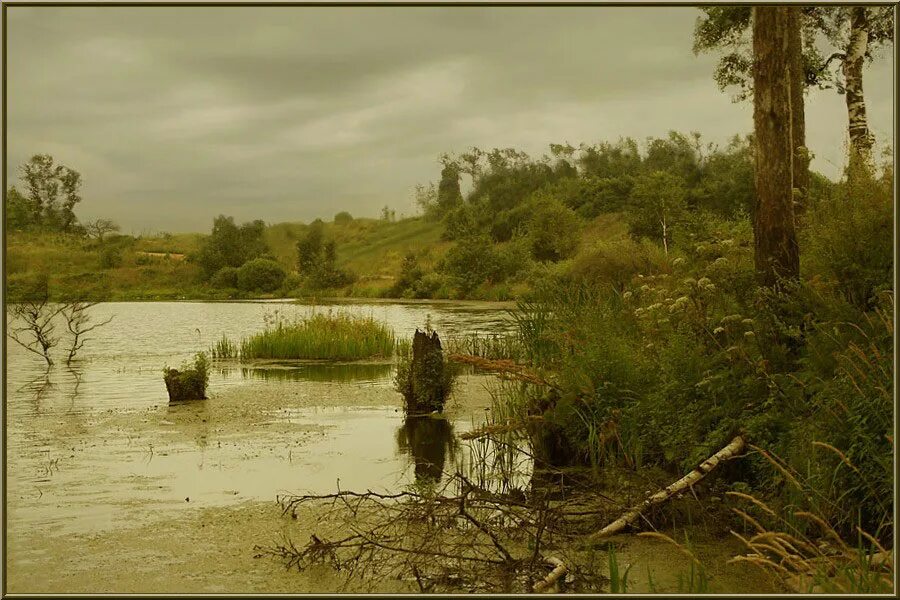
240,313,395,360
210,334,240,359
728,444,894,594
445,332,525,361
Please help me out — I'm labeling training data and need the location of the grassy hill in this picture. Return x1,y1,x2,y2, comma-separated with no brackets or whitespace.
6,211,636,302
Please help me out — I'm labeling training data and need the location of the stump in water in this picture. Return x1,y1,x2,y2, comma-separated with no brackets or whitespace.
399,329,452,414
163,353,209,401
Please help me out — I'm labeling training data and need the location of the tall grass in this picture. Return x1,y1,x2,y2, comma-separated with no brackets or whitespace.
444,332,525,361
240,313,395,360
210,334,240,359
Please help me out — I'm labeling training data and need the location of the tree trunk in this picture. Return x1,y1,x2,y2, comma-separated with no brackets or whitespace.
586,436,746,543
844,6,874,177
752,6,800,287
788,7,809,218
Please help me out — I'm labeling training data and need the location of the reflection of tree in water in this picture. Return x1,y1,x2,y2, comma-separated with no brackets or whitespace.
396,416,455,485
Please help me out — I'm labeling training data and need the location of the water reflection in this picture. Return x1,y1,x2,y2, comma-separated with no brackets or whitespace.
239,362,393,384
396,416,455,485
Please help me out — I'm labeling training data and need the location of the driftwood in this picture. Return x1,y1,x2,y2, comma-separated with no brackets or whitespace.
459,416,544,440
587,435,746,543
533,556,568,593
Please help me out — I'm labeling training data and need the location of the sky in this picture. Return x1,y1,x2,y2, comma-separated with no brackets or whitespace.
5,6,895,234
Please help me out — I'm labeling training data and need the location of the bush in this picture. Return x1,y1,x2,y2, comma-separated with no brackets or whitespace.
441,235,504,295
210,266,239,289
236,258,287,292
526,198,581,262
569,238,660,292
334,211,354,225
99,246,122,269
804,176,893,309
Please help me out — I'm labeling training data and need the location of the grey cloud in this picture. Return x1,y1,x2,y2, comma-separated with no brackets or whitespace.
5,6,893,233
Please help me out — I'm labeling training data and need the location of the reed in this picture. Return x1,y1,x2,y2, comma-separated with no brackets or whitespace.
240,313,395,360
210,334,240,359
445,332,525,361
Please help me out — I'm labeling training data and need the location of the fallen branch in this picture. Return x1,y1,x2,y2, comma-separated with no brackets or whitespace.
447,354,553,387
533,556,568,593
459,416,543,440
586,435,746,543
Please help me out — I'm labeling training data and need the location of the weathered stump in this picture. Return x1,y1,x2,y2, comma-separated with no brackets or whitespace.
163,368,207,401
401,329,451,414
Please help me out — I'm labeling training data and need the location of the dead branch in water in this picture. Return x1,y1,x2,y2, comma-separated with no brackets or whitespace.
257,470,609,593
586,435,746,543
447,353,555,388
459,415,544,440
533,556,568,593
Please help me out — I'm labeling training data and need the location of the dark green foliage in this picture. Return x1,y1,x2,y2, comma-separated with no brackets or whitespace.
235,258,286,292
163,353,209,401
435,161,463,217
526,198,580,262
6,186,35,231
395,329,456,414
333,211,353,224
390,252,425,298
210,266,239,289
441,235,504,296
99,246,123,269
295,220,355,289
196,215,269,277
803,176,893,309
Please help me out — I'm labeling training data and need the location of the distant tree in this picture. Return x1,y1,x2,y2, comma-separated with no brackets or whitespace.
334,211,353,225
414,182,439,220
196,215,268,277
752,6,800,286
435,159,463,217
17,154,83,232
85,218,120,243
296,219,325,274
627,171,689,256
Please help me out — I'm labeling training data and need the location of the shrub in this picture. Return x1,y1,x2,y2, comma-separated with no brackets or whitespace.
441,235,503,295
210,266,239,289
240,313,395,360
804,176,893,309
99,246,122,269
526,198,581,262
236,258,287,292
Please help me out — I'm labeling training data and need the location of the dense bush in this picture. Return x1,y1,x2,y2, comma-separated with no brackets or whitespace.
526,198,581,262
334,211,354,225
210,266,239,288
99,246,122,269
236,258,287,292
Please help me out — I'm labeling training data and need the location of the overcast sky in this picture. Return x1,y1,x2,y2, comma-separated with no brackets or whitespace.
6,6,894,234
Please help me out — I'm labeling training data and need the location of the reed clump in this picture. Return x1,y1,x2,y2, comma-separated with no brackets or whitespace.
240,313,395,360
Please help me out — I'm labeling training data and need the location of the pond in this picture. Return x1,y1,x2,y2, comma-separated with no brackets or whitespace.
5,300,525,589
5,299,773,594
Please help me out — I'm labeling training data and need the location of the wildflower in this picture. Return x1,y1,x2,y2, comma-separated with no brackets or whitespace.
713,326,726,335
623,291,633,300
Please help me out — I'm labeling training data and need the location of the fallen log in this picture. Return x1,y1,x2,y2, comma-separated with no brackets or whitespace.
586,435,746,543
533,556,568,593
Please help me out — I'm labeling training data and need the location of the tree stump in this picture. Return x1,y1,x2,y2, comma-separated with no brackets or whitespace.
163,368,207,401
401,329,451,414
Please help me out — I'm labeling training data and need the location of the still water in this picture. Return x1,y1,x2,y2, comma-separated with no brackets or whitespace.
5,300,520,537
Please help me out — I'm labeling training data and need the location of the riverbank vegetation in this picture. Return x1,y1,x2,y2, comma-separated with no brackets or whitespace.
217,312,396,361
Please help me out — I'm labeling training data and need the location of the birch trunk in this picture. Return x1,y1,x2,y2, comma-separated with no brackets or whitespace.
752,6,799,287
843,6,874,176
